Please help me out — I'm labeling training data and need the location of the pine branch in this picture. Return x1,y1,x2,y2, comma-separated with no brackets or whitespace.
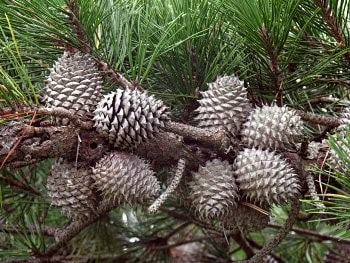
66,0,140,91
1,176,41,196
245,199,301,263
294,109,340,127
305,96,350,105
164,121,233,153
39,202,116,258
314,0,350,63
260,23,283,106
268,223,350,245
0,223,57,237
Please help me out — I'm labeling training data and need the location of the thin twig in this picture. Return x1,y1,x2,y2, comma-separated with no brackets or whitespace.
314,0,350,63
1,176,41,196
0,223,57,237
154,235,218,250
306,96,350,105
40,201,116,258
0,110,37,169
268,223,350,245
244,199,301,263
66,0,140,91
260,23,283,106
164,222,191,240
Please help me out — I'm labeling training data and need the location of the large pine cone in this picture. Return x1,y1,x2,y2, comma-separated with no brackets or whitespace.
195,75,251,136
190,159,239,221
234,148,300,206
46,159,97,219
92,152,161,205
93,89,169,149
241,105,303,150
44,51,103,125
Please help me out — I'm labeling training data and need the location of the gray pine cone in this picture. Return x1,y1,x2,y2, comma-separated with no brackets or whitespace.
327,128,350,171
190,159,239,221
234,148,300,206
44,51,103,125
195,75,251,136
92,152,161,205
324,244,350,263
263,255,280,263
305,141,328,160
93,89,169,149
241,105,303,150
339,107,350,125
46,159,97,219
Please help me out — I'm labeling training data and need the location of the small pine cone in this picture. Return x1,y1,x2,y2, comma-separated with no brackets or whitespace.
44,51,103,125
327,129,350,171
339,107,350,125
324,244,350,263
93,89,169,149
263,255,280,263
46,159,97,219
241,105,303,150
190,159,239,221
234,148,300,206
195,75,251,136
305,141,328,160
92,152,161,205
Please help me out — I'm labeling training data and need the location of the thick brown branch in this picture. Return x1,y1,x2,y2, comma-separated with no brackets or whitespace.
164,121,233,154
294,109,341,127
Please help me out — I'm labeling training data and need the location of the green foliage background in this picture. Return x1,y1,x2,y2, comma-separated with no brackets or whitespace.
1,0,350,262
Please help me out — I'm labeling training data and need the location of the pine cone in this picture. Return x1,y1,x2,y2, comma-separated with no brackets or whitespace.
234,148,300,206
327,128,350,171
263,255,280,263
241,105,303,150
44,51,103,125
46,159,97,219
339,107,350,125
305,141,328,160
324,244,350,263
190,159,239,221
195,75,251,136
93,89,169,149
92,152,161,205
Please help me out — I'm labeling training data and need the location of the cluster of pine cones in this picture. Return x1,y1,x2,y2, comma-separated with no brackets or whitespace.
44,51,303,233
44,51,169,219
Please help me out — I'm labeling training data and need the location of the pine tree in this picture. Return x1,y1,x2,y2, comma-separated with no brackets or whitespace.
1,0,350,262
